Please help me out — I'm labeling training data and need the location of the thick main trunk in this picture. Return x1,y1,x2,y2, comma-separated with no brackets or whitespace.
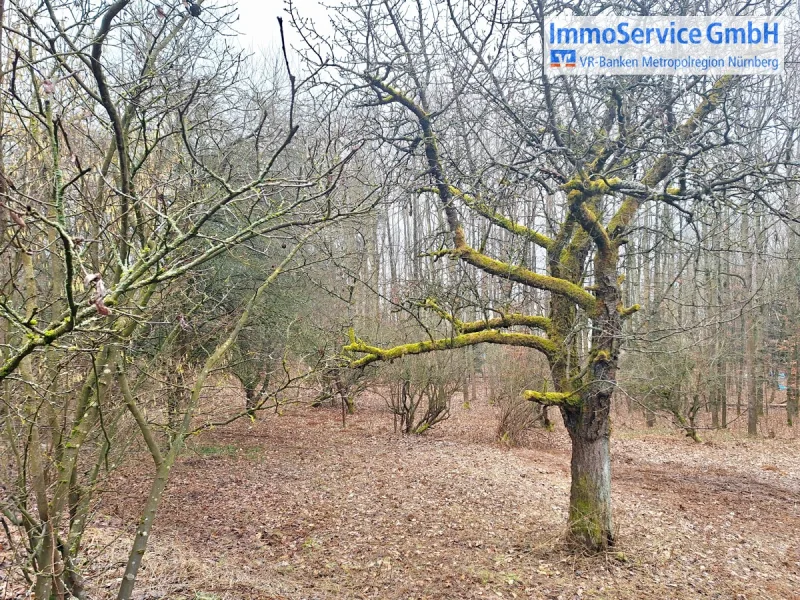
564,396,614,551
568,430,613,550
548,244,619,553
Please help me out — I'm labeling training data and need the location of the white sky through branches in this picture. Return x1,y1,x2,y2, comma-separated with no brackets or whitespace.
234,0,330,50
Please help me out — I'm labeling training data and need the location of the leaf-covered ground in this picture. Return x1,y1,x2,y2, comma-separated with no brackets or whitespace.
86,392,800,600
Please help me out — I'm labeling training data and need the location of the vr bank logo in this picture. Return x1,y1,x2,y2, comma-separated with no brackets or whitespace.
550,49,576,67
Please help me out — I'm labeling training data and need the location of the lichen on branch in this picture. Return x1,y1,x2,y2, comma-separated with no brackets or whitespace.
453,244,599,315
523,389,581,407
345,328,557,368
418,298,552,335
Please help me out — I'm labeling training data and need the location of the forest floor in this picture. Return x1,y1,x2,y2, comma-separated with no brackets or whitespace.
83,390,800,600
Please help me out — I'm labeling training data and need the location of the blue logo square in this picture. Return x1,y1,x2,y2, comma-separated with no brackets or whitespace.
550,49,576,67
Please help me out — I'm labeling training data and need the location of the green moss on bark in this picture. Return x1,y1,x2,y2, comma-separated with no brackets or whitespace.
568,475,611,551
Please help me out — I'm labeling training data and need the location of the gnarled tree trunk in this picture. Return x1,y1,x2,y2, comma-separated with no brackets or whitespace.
565,419,613,549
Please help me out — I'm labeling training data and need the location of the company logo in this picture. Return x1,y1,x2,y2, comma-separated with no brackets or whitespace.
550,49,576,67
544,16,783,75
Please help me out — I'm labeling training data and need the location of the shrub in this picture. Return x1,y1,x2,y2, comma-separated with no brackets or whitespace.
384,352,464,434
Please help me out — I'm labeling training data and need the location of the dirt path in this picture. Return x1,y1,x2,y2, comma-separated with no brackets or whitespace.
90,397,800,600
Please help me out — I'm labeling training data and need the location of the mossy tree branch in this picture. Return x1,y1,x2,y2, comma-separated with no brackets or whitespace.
453,244,598,314
418,298,552,334
345,329,557,368
523,390,581,407
566,190,612,258
459,313,552,334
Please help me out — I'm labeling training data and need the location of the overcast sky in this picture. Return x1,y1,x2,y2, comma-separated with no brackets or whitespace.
233,0,330,51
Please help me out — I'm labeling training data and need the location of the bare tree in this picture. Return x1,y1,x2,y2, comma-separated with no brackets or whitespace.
295,0,799,551
0,3,372,597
